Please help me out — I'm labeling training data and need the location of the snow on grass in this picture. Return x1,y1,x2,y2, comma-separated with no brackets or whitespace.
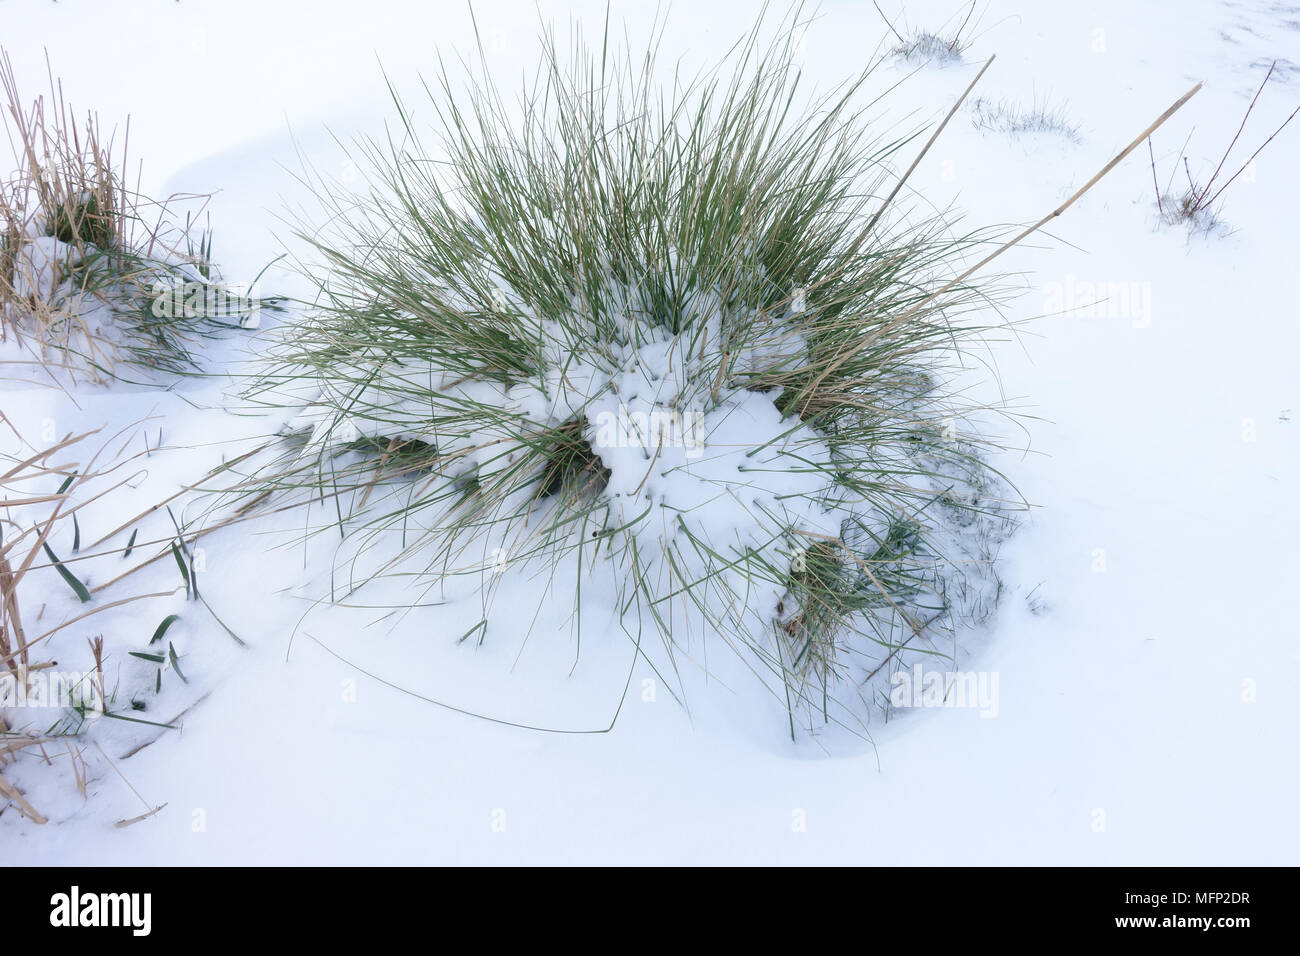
220,11,1026,740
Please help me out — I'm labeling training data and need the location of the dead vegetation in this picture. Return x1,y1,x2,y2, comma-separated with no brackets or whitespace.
0,49,276,383
0,415,178,823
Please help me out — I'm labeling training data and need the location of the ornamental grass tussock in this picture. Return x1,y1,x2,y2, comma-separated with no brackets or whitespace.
239,11,1048,738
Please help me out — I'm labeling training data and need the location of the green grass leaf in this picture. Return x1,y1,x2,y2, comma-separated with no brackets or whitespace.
148,613,181,646
171,540,192,597
42,540,90,603
167,641,188,684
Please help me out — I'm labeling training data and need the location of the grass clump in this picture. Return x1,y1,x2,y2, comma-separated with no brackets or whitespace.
970,96,1081,142
876,1,983,66
236,10,1032,739
0,51,281,382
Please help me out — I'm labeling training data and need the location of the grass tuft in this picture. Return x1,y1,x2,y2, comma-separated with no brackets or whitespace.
876,1,983,66
222,9,1195,738
970,96,1081,142
0,50,283,382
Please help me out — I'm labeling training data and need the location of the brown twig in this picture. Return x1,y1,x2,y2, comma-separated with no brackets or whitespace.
1204,98,1300,208
1148,136,1164,218
0,768,46,822
1197,60,1275,207
873,1,907,46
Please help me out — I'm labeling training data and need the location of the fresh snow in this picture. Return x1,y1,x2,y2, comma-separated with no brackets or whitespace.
1,0,1297,864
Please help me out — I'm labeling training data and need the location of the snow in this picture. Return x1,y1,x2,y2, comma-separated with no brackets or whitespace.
11,236,79,301
1,0,1298,863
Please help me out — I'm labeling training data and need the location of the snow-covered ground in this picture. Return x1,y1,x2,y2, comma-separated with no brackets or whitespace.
2,0,1297,864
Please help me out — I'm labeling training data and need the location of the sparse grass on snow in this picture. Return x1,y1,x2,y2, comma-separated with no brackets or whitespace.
0,416,189,823
876,1,983,66
969,95,1080,142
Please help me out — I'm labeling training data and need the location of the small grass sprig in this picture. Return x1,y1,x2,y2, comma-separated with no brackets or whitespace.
876,1,983,65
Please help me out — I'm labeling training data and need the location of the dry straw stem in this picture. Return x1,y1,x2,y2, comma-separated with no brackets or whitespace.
86,465,322,597
114,803,166,828
0,416,188,823
1,424,97,673
0,734,54,758
83,442,268,552
0,415,175,671
932,82,1202,299
0,719,53,825
0,765,46,823
858,53,996,239
800,81,1202,403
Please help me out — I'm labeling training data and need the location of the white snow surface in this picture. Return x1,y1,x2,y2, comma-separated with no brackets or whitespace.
1,0,1297,864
